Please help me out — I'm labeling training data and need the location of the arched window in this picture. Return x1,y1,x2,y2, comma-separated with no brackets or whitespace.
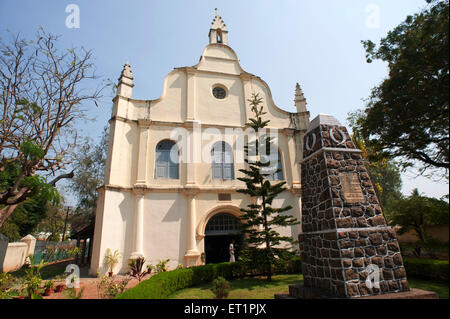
205,213,241,236
155,140,179,179
262,150,284,181
211,141,234,180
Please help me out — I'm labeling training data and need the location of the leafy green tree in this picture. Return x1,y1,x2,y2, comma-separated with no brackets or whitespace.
68,126,108,232
0,28,103,227
355,0,449,177
34,203,67,241
237,93,299,281
0,194,48,241
368,161,403,213
387,188,449,256
348,111,403,214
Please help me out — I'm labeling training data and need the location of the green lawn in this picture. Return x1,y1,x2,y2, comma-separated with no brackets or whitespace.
169,274,303,299
408,277,449,299
168,274,449,299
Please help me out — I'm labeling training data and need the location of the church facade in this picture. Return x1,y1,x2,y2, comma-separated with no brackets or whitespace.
89,13,310,275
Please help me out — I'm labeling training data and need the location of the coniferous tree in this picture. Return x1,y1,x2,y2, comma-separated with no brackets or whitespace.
237,93,299,281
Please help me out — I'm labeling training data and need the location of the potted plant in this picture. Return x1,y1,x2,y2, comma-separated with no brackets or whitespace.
53,275,66,293
54,283,65,293
147,264,155,275
104,248,121,277
43,280,55,296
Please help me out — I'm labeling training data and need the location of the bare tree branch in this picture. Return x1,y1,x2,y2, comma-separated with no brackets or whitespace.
0,28,105,227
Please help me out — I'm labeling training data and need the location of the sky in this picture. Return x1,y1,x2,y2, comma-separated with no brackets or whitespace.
0,0,448,203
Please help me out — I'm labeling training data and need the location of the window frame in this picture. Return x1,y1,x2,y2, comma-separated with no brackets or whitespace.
211,141,235,180
154,140,180,180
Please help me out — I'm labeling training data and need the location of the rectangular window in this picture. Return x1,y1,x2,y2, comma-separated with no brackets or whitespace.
218,193,231,201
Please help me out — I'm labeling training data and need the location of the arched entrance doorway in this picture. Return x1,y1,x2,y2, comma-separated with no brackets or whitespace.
204,213,243,264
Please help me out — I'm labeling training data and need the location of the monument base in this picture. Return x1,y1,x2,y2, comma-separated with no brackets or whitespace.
275,284,438,299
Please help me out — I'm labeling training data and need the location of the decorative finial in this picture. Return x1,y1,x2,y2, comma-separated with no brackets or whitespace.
117,61,134,98
294,82,307,113
120,61,133,79
295,83,304,98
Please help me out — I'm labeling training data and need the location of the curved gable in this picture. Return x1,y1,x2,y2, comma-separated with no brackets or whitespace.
195,44,243,76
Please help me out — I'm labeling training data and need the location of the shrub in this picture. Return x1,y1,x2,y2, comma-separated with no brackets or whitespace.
41,243,79,262
104,249,121,274
24,275,42,299
44,279,55,289
404,258,448,280
117,257,302,299
155,259,170,273
97,275,131,299
211,277,230,299
117,268,194,299
129,257,151,282
65,287,84,299
0,273,17,299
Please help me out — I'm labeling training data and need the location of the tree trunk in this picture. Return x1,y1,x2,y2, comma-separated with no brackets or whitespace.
0,204,19,228
262,194,272,282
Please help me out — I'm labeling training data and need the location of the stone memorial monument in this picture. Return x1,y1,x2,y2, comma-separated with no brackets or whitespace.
275,114,437,299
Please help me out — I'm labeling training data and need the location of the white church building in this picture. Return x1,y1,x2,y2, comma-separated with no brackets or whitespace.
89,12,310,275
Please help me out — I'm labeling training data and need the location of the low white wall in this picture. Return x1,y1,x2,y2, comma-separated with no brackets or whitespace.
1,242,28,272
0,234,36,273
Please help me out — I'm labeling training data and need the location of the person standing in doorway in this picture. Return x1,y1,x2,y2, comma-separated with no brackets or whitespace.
229,240,236,263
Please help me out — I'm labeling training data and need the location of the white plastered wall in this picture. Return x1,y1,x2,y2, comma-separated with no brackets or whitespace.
90,40,308,275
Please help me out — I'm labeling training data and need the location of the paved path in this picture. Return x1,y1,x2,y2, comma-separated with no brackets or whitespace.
43,266,148,299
